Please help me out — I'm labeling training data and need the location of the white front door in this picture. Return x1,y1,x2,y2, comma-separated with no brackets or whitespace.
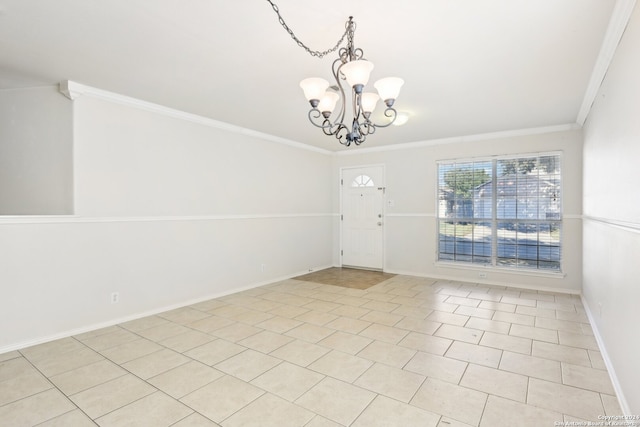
341,166,385,270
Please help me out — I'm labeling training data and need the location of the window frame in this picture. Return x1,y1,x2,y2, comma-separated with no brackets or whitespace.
436,151,563,273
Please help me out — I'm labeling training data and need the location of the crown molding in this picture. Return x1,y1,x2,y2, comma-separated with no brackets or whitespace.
335,123,582,156
58,77,590,158
576,0,637,125
59,80,85,100
58,80,333,156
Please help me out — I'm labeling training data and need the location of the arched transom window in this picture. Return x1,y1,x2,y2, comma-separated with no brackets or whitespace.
352,174,375,187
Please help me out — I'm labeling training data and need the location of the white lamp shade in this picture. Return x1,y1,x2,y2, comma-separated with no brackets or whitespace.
341,60,374,88
374,77,404,101
299,77,329,101
318,91,339,113
360,92,380,113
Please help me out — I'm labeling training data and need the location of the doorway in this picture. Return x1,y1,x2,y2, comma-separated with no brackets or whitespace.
340,165,385,270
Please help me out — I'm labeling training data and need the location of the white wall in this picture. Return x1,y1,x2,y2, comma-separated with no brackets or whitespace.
0,90,333,352
582,2,640,414
333,128,583,292
0,86,73,214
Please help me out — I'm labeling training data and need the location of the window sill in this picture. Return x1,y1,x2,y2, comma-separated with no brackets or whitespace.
434,261,566,279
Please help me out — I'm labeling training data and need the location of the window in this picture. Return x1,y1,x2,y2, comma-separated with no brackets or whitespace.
352,174,375,187
438,154,561,271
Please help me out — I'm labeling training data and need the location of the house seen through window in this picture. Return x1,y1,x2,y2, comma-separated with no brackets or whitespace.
437,153,562,271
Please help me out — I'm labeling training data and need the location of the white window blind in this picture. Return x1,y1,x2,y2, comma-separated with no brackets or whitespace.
437,154,562,271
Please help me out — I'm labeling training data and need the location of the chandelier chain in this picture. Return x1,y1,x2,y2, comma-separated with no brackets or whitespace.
266,0,350,58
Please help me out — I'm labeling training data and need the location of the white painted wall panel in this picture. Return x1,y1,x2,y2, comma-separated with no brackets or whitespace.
0,91,333,352
333,129,583,292
0,86,73,214
582,2,640,414
0,216,332,350
73,96,330,216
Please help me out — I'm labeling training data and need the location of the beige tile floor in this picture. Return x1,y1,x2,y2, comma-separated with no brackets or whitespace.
0,273,628,427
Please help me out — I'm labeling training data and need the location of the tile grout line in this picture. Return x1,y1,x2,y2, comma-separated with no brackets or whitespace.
17,338,101,425
4,272,619,426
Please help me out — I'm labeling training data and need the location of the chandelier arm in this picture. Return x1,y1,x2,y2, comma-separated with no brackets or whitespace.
359,121,375,137
351,48,364,61
322,125,334,137
354,89,366,127
353,90,360,122
324,122,345,138
369,107,399,128
307,109,336,130
266,0,349,58
332,59,348,125
347,117,367,145
334,126,353,147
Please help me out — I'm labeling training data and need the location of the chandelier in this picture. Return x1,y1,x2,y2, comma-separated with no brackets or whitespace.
268,2,404,147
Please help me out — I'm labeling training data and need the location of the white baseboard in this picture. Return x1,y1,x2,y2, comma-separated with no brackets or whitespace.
5,263,624,418
581,296,631,415
0,265,333,355
383,268,581,295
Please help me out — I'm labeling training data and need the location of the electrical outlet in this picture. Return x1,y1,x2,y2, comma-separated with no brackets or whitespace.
111,292,120,304
479,272,487,279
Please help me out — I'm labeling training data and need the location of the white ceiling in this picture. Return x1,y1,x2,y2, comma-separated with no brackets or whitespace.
0,0,623,151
